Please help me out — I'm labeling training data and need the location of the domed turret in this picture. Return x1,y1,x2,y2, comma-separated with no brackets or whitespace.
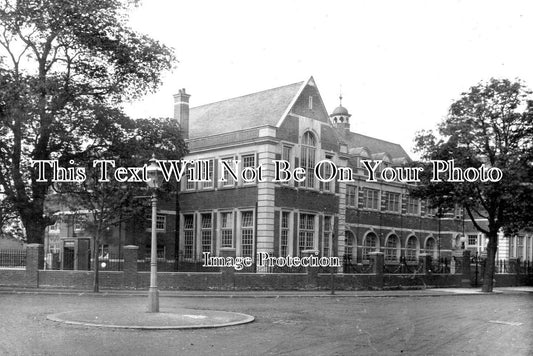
330,94,351,131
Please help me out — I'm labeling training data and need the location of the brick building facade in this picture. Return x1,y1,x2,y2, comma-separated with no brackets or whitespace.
44,76,533,271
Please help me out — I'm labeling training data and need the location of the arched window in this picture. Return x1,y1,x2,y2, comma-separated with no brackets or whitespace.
425,237,437,259
301,131,316,188
405,236,418,262
363,232,378,261
385,235,400,262
344,230,355,262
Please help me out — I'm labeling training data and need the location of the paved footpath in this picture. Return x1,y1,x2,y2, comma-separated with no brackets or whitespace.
0,287,531,355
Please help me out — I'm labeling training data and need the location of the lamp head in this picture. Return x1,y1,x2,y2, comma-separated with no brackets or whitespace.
146,154,163,189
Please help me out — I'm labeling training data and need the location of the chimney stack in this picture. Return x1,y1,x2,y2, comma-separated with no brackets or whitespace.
174,88,191,139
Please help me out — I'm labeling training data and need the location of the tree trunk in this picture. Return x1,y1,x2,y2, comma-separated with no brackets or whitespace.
481,229,499,292
20,208,47,244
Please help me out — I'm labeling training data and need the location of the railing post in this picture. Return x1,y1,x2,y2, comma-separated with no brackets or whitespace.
220,248,236,289
123,245,138,289
461,250,471,287
25,244,44,288
302,250,319,289
369,252,384,289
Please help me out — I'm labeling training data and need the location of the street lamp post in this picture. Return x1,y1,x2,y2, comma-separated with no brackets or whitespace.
146,155,163,313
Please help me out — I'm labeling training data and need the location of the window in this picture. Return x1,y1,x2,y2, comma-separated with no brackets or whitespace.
220,212,234,248
280,212,290,256
156,215,166,231
384,192,400,212
425,237,437,259
185,162,195,191
281,146,292,185
241,154,256,183
308,95,313,109
74,215,86,231
157,245,165,260
385,235,399,262
406,196,419,215
323,154,333,192
426,200,437,216
98,244,109,259
240,211,254,257
468,234,477,246
201,213,212,254
202,159,214,189
362,188,379,210
363,233,378,261
322,215,333,257
50,220,60,232
300,132,316,189
220,157,236,187
183,215,194,259
517,236,524,259
298,213,315,254
406,236,418,262
344,231,355,262
346,185,357,207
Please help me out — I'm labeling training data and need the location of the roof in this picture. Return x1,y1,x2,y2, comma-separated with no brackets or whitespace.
189,82,304,138
331,105,350,117
336,128,411,161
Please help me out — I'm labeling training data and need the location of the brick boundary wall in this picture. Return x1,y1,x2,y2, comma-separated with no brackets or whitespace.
0,245,531,291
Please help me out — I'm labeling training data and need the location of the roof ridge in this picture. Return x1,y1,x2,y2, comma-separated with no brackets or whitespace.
190,81,304,110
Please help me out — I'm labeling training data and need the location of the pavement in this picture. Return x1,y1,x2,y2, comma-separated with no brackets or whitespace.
1,286,531,330
1,285,532,298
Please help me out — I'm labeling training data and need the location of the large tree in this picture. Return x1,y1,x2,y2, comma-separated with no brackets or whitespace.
413,78,533,292
54,117,186,292
0,0,175,244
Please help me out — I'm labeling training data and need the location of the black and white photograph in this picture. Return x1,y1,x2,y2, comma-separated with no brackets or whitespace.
0,0,532,355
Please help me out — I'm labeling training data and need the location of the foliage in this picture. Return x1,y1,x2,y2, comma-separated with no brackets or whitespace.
0,0,176,243
412,78,533,292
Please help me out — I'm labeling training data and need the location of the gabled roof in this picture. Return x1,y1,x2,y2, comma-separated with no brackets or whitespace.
189,81,304,138
336,128,411,161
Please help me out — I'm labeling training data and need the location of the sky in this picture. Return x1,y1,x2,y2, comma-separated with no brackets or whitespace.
124,0,533,157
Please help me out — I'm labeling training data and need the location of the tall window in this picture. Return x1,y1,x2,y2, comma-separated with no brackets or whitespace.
517,236,524,259
346,185,357,207
322,215,333,257
201,213,212,254
406,236,418,262
345,231,355,262
385,235,399,262
241,154,256,183
280,212,290,256
468,234,477,246
384,192,400,212
183,215,194,259
406,196,419,215
202,159,214,189
282,146,291,185
220,212,234,248
363,233,378,261
323,154,333,192
241,211,254,257
362,188,379,210
301,132,316,189
298,213,315,254
425,237,437,259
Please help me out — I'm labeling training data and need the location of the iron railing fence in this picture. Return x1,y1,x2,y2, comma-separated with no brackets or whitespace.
0,249,26,268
